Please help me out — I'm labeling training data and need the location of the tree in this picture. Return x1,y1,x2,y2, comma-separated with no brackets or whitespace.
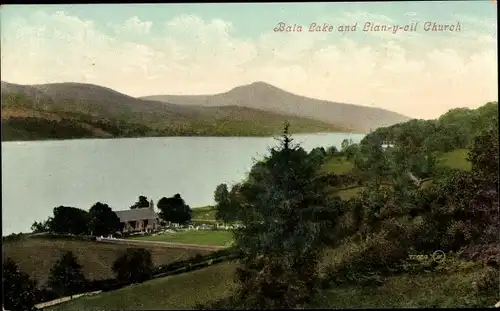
31,219,51,233
130,195,150,209
326,146,339,156
47,251,87,298
157,194,192,224
47,206,89,235
3,258,38,311
214,183,231,222
112,248,154,284
214,183,230,205
340,138,353,153
231,122,339,308
468,124,499,184
308,147,328,166
88,202,121,236
214,183,242,223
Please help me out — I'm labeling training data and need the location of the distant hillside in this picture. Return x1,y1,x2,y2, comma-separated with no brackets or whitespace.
1,81,351,141
360,101,499,153
141,81,411,132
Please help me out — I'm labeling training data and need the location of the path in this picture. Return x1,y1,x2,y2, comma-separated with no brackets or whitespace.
96,237,228,251
34,291,102,309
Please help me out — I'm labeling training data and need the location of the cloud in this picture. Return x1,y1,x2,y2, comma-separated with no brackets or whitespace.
404,12,417,17
1,10,497,119
109,16,153,35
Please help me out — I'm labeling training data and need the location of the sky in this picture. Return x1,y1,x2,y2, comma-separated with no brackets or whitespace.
1,2,497,119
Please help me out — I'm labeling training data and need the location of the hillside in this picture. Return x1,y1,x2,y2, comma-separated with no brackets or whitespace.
141,81,411,132
0,81,352,141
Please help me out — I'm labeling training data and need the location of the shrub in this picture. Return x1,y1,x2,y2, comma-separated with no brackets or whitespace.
3,258,38,311
112,248,154,284
2,233,27,243
323,230,408,286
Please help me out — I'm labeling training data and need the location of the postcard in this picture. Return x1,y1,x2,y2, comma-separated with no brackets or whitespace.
1,2,498,310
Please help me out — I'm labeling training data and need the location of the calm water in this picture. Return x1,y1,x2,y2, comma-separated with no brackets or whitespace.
1,133,364,235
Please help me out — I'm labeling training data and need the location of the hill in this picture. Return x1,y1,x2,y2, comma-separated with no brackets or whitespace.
141,81,411,132
1,81,350,141
2,236,210,287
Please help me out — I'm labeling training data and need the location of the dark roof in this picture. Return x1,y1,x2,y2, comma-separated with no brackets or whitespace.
115,208,158,223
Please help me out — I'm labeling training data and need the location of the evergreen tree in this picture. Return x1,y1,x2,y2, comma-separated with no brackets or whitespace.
47,251,87,298
232,121,340,308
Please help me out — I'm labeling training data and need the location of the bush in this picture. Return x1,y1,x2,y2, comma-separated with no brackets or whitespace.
112,248,154,284
35,287,59,304
323,230,408,287
2,233,27,243
3,258,38,311
473,267,499,298
458,243,500,267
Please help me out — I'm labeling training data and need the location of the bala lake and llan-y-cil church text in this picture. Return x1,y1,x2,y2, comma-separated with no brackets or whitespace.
274,21,462,33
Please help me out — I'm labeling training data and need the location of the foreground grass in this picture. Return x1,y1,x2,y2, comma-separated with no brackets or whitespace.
312,267,495,308
130,230,234,246
2,237,211,286
47,261,238,311
46,253,495,310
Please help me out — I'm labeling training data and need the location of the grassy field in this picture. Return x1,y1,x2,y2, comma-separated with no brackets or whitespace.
336,186,365,200
130,230,234,246
322,149,471,175
436,149,472,171
192,206,217,221
321,149,471,202
312,266,495,308
47,261,238,310
320,156,354,175
46,249,495,310
2,237,211,286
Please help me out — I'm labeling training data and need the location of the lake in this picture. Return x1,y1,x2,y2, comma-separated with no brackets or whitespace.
1,133,364,235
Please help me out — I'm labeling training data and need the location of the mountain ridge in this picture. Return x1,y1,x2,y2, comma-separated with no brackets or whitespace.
1,81,353,141
141,81,411,132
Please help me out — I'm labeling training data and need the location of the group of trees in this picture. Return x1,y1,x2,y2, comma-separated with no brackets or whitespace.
31,202,121,237
128,194,192,224
157,194,192,224
31,194,193,236
208,102,498,308
3,252,86,311
360,101,498,154
3,248,154,311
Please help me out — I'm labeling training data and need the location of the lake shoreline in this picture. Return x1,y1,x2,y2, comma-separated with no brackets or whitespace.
1,131,364,143
2,133,365,235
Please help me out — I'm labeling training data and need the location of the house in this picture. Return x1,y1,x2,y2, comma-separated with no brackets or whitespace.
115,207,159,234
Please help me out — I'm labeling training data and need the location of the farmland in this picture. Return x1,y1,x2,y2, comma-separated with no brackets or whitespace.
46,241,495,310
47,261,238,310
2,236,211,286
129,230,234,247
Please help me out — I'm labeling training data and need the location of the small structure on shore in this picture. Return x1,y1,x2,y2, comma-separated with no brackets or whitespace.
115,202,159,234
